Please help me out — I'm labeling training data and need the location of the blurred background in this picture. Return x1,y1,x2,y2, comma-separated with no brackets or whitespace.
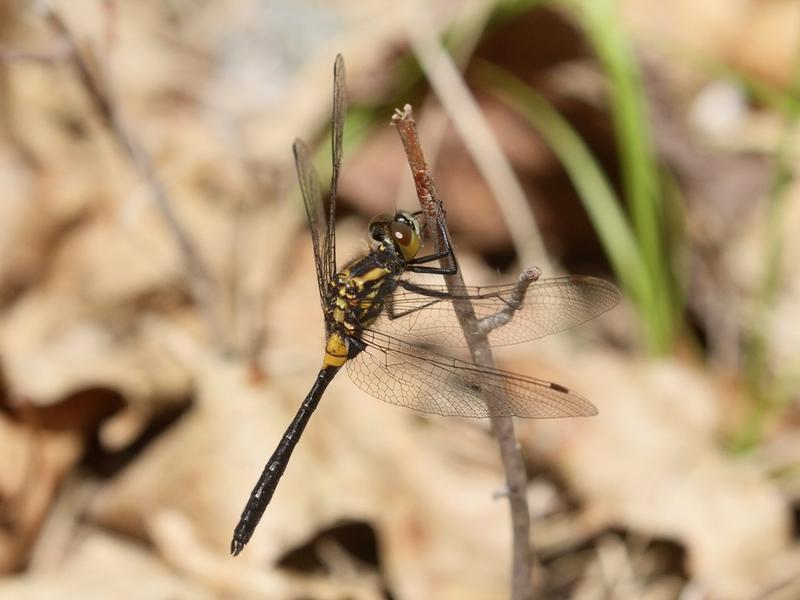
0,0,799,598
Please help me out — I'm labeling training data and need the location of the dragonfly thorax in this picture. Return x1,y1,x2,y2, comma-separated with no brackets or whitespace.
321,233,410,369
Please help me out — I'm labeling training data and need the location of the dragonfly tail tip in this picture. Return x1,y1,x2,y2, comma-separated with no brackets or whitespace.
230,539,245,557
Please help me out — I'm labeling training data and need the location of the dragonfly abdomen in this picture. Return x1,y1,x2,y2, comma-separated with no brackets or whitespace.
231,365,339,556
323,332,349,367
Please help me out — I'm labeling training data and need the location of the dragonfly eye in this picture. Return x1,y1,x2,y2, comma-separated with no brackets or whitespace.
390,221,421,260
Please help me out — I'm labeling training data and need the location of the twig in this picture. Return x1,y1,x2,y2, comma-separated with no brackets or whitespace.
41,8,225,347
407,15,551,272
393,105,535,600
475,267,541,336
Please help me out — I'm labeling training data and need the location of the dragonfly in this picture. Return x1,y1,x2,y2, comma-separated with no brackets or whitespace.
230,55,620,556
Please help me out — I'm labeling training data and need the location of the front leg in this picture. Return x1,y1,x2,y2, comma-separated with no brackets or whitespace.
383,279,449,321
404,212,458,275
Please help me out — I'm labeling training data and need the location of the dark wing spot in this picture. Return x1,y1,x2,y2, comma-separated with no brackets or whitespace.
549,382,570,393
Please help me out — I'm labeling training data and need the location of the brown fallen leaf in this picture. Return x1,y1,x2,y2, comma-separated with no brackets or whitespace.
0,530,212,599
0,412,82,572
513,350,792,599
87,337,520,598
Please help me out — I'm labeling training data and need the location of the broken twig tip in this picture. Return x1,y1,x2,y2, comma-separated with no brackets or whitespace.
392,104,413,122
521,266,542,283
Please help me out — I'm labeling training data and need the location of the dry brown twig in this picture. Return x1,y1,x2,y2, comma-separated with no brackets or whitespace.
38,8,225,348
393,104,536,600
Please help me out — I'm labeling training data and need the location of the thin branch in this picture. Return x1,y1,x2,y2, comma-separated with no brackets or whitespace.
407,15,551,273
475,267,541,336
393,105,535,600
41,8,225,347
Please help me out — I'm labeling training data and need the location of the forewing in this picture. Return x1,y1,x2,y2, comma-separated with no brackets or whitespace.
373,276,620,347
346,329,597,418
293,139,328,312
326,54,346,284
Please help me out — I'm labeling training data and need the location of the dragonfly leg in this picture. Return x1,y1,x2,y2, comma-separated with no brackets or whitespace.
404,212,458,274
385,283,441,321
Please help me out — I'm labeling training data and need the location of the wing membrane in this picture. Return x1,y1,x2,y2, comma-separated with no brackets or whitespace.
293,139,328,315
292,55,347,315
326,54,346,284
374,276,620,348
347,329,597,418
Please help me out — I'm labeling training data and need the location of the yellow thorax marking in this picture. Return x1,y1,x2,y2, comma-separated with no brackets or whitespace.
359,288,380,308
351,267,389,291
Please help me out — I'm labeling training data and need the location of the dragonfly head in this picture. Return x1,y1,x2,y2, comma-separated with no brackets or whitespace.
368,211,421,260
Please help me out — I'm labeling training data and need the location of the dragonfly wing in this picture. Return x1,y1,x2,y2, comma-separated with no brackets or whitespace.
374,276,620,348
346,329,597,418
325,54,346,286
293,139,329,313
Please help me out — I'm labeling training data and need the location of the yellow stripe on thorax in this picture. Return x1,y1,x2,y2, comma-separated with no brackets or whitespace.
358,288,381,308
351,267,390,291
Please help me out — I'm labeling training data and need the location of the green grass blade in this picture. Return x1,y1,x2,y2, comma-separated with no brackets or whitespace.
565,0,674,351
475,62,659,339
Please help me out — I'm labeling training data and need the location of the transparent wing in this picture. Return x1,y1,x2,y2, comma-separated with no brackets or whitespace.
346,329,597,418
373,276,620,348
293,139,328,313
325,54,346,285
